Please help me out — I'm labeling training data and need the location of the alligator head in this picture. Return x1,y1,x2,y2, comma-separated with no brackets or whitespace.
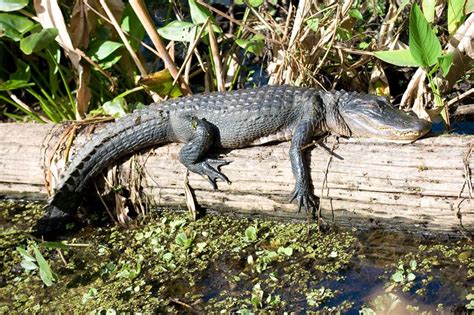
324,92,431,142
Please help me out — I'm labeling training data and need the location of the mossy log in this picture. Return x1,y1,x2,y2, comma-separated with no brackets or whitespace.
0,122,472,235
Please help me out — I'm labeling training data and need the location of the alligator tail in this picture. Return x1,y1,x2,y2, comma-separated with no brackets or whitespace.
37,107,171,237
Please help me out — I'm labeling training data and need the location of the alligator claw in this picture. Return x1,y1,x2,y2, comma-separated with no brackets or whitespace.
290,186,318,213
197,159,231,189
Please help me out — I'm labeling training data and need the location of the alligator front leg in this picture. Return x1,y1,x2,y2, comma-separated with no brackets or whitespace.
289,121,318,213
178,117,231,189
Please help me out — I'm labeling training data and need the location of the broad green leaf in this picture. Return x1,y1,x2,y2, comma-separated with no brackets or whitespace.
235,34,264,55
120,3,145,50
189,0,211,25
374,49,420,67
448,0,465,34
139,69,182,98
11,59,30,81
409,259,418,270
409,4,442,67
277,246,293,257
21,260,38,271
103,97,127,118
98,54,122,70
20,28,58,55
0,60,33,91
0,13,34,41
438,52,454,76
33,245,56,286
349,9,363,20
17,247,35,262
306,18,319,32
88,40,123,61
158,21,196,42
0,80,34,91
247,0,264,7
407,272,416,281
391,271,405,283
175,232,193,249
0,0,28,12
422,0,436,23
466,0,474,14
244,226,257,242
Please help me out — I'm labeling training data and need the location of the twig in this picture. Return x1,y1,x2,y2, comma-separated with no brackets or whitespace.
129,0,192,96
56,249,68,266
8,93,50,122
63,124,77,164
196,0,282,46
317,137,339,230
447,88,474,108
99,0,147,77
83,1,161,58
208,22,225,91
455,142,473,240
172,18,210,87
94,180,117,224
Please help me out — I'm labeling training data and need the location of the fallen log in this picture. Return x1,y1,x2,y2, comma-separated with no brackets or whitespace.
0,122,472,234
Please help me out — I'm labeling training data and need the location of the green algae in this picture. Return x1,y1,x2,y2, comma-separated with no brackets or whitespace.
0,200,472,313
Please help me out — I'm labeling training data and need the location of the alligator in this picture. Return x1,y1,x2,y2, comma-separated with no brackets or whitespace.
37,85,431,235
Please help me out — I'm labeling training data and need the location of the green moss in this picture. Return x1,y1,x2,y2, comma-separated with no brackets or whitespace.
0,201,472,313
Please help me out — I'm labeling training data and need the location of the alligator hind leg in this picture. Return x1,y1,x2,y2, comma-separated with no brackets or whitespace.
179,117,231,189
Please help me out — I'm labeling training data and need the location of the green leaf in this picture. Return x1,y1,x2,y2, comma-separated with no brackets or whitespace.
17,247,35,262
409,259,418,270
235,34,264,55
0,13,35,41
247,0,264,7
244,226,258,242
40,241,69,250
88,40,123,61
175,232,193,249
466,0,474,14
121,3,145,50
0,80,34,91
11,59,30,81
158,21,196,42
448,0,465,34
33,245,56,286
0,0,28,12
306,18,319,32
407,272,416,281
102,97,127,118
349,9,363,20
0,60,33,91
189,0,211,25
409,4,442,67
162,252,173,261
139,69,182,98
422,0,436,23
391,271,405,283
438,52,454,76
374,49,420,67
277,246,293,257
20,28,58,55
21,260,38,271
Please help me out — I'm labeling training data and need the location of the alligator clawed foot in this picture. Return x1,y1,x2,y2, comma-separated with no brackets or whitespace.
197,159,231,190
289,187,318,213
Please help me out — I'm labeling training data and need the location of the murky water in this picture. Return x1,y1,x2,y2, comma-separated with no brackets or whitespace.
0,200,472,313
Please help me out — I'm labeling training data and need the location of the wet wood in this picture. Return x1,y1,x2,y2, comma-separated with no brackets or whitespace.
0,122,472,235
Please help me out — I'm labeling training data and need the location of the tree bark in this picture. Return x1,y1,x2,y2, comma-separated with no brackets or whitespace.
0,123,472,234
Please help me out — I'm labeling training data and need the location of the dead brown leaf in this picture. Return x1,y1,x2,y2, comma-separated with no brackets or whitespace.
70,0,96,49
